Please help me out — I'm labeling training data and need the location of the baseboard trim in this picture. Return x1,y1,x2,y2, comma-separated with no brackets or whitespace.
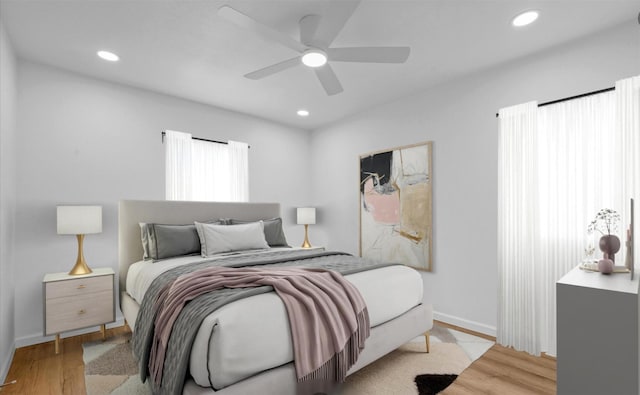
15,318,125,348
0,342,15,384
433,311,496,337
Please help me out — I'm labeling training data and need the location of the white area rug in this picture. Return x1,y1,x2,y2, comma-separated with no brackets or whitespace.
83,324,493,394
340,326,494,394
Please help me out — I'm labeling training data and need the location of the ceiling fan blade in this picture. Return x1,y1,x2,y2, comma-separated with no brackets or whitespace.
314,63,343,96
244,57,301,80
311,0,361,48
300,15,321,46
218,6,306,53
328,47,410,63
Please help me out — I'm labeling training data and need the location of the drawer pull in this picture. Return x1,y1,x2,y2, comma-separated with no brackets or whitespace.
77,285,86,289
78,309,86,315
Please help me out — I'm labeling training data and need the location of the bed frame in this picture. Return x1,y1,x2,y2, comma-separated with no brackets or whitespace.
118,199,432,394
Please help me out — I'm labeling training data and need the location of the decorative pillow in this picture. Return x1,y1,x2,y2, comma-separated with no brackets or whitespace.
229,218,290,247
139,220,225,261
140,223,152,260
151,224,201,260
194,221,269,257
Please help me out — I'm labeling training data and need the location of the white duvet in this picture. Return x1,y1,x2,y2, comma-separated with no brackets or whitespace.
126,250,424,389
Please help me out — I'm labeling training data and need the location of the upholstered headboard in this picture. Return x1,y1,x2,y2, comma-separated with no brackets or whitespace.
118,200,281,293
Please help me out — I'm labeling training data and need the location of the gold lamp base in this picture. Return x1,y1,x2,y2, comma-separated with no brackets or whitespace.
69,234,93,275
301,224,312,248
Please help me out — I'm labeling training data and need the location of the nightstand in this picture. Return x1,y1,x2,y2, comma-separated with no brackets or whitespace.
43,267,115,354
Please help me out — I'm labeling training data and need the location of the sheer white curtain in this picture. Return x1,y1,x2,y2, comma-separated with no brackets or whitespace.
164,130,249,202
191,139,230,201
228,140,249,202
618,76,640,237
536,91,616,356
497,102,541,354
498,75,639,357
165,130,192,200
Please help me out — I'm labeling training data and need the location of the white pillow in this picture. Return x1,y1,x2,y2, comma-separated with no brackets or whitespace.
194,221,269,257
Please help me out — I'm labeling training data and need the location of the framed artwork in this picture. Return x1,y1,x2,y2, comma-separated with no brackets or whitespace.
359,141,433,271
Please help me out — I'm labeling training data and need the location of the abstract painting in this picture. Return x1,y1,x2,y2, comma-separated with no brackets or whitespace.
359,142,432,271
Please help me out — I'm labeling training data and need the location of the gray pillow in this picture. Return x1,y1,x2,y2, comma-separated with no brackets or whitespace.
195,221,269,256
150,224,200,260
139,222,152,260
229,217,289,247
139,220,225,261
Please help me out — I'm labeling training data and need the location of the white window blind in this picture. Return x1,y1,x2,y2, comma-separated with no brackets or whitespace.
165,130,249,202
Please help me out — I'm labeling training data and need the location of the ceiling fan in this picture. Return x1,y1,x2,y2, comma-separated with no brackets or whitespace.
217,4,411,96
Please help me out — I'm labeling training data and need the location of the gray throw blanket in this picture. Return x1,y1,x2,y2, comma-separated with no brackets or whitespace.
132,249,397,395
149,266,369,387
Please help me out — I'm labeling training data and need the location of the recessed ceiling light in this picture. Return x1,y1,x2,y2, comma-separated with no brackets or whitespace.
297,110,310,117
301,49,327,68
512,10,539,27
97,50,119,62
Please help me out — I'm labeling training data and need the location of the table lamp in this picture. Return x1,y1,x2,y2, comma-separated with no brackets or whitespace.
297,207,316,248
57,205,102,275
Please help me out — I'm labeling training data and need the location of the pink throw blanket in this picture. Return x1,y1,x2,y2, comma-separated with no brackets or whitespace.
149,266,370,387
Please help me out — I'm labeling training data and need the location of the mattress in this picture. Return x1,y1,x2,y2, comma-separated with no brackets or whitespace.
126,250,424,389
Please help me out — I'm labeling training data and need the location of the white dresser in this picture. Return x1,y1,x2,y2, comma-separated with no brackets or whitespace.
43,267,115,353
557,266,640,395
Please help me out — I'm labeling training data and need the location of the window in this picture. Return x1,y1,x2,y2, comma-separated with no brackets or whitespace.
497,75,640,357
164,130,249,202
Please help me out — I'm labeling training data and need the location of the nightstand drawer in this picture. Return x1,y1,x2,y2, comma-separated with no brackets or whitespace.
45,290,114,335
45,275,112,299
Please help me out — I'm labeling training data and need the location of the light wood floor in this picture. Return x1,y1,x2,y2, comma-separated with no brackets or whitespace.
437,321,557,395
1,326,130,395
1,322,556,394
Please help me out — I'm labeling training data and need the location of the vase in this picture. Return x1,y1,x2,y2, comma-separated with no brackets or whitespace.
598,258,614,274
599,234,621,262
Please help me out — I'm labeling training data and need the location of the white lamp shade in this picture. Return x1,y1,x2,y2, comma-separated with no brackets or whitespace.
297,207,316,225
57,206,102,235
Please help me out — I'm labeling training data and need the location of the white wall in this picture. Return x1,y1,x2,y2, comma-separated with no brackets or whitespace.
0,18,17,382
7,16,639,354
14,61,312,346
310,22,640,334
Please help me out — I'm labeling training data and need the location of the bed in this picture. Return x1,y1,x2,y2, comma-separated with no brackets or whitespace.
118,199,433,395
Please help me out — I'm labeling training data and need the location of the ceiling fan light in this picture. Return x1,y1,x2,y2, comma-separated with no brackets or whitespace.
97,50,119,62
512,10,539,27
302,50,327,68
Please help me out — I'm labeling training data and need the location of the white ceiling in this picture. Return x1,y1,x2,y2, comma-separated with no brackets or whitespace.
1,0,637,130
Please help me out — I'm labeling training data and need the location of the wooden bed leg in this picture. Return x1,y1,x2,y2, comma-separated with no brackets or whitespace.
424,331,430,353
54,334,60,354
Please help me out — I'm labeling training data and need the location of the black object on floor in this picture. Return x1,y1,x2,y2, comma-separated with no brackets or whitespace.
414,373,458,395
